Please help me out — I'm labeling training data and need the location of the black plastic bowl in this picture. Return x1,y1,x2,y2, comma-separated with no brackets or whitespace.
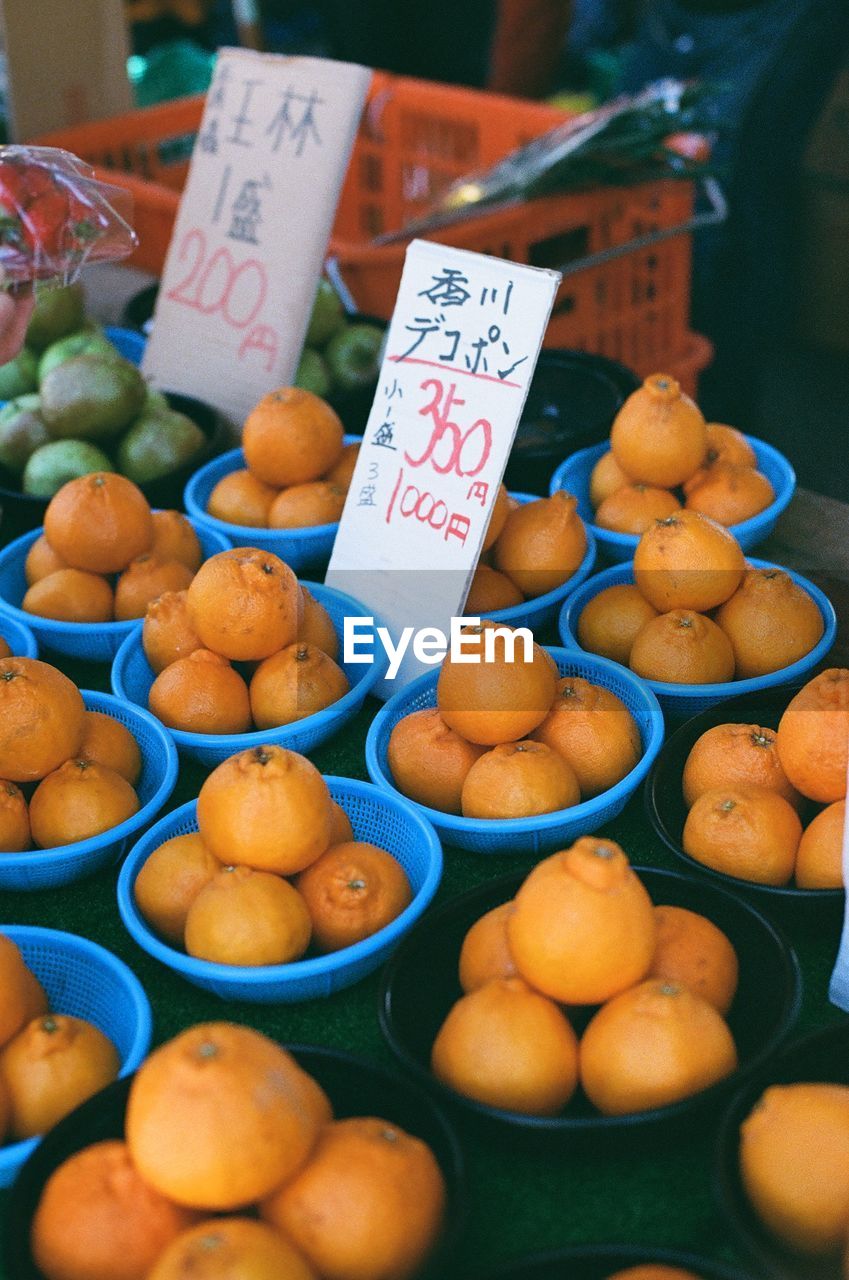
475,1242,757,1279
0,391,233,539
379,866,801,1143
713,1020,849,1280
122,283,159,335
644,686,843,917
505,350,636,496
4,1042,466,1280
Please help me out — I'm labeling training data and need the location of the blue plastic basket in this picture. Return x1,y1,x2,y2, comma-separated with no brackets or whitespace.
0,924,152,1187
365,647,665,856
111,581,385,768
0,690,178,892
0,519,231,664
103,325,147,366
559,560,837,720
0,613,37,659
117,777,443,1002
549,437,796,563
183,436,360,575
483,494,597,632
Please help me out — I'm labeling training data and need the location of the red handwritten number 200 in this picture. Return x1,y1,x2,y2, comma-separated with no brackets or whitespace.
405,378,492,477
166,227,268,330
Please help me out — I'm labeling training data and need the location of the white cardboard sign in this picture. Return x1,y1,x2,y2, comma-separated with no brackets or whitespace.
325,238,561,693
827,760,849,1008
142,48,371,425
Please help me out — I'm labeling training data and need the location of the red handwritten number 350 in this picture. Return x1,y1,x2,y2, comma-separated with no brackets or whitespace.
166,227,268,330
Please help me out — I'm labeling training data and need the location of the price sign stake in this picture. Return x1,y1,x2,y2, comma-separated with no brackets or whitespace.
142,47,371,424
326,239,561,693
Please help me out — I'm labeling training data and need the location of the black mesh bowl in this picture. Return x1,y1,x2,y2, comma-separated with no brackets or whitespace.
379,866,801,1146
713,1020,849,1280
4,1042,467,1280
505,350,637,496
644,685,843,918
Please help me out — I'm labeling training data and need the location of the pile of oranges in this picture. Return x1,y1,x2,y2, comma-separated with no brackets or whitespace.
142,547,350,736
0,935,120,1145
31,1020,447,1280
387,622,641,819
22,473,206,624
0,658,141,851
590,373,775,534
466,488,588,612
681,668,849,887
739,1079,849,1260
432,838,739,1118
206,387,356,530
134,745,412,965
577,510,824,684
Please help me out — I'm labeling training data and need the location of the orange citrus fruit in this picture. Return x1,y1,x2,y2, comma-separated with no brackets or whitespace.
148,650,252,735
29,760,139,848
186,548,300,662
682,784,802,885
295,841,412,952
610,373,706,488
461,740,580,818
431,977,579,1115
207,469,278,527
261,1115,446,1280
184,865,312,966
795,801,845,889
0,1013,119,1138
44,473,153,574
493,491,587,597
23,568,114,622
507,838,656,1004
576,583,659,666
532,676,640,797
458,902,518,993
579,980,737,1115
647,905,739,1014
633,510,745,613
196,745,333,875
714,568,824,679
629,610,735,684
134,833,222,946
776,669,849,803
436,622,556,746
387,707,486,814
243,387,344,487
682,723,801,810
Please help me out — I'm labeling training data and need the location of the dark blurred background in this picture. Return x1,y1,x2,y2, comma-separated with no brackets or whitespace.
123,0,849,499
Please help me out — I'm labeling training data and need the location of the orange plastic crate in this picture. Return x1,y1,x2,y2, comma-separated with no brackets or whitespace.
37,73,703,379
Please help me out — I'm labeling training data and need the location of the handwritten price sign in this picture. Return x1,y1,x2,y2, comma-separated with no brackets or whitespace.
142,48,371,425
326,239,561,693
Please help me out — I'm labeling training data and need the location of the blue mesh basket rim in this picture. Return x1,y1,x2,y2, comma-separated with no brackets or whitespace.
484,495,597,626
103,325,147,365
0,613,38,658
558,559,838,700
110,580,387,751
549,435,797,551
183,437,361,544
117,778,443,986
0,690,178,870
364,645,665,836
0,518,230,639
0,923,152,1177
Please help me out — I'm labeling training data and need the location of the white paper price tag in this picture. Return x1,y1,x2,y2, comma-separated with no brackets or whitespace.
142,48,371,425
326,238,561,693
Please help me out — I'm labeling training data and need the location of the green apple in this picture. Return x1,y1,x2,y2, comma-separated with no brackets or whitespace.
116,409,206,484
0,348,38,400
38,330,116,385
295,348,331,399
26,283,86,352
325,323,385,394
0,396,51,475
306,278,345,349
23,440,113,497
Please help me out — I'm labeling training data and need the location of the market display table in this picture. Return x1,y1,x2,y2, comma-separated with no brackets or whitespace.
0,490,847,1276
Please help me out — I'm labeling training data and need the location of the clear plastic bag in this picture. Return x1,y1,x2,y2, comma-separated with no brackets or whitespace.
0,145,137,285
